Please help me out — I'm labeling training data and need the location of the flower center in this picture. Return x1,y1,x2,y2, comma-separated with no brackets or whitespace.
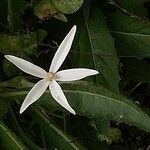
47,72,55,81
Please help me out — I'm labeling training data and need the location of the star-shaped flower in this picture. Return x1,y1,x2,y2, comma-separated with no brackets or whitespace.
5,26,99,115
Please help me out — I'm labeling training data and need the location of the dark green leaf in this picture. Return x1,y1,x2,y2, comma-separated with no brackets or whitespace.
34,109,86,150
3,81,150,133
109,12,150,58
0,122,27,150
81,5,120,92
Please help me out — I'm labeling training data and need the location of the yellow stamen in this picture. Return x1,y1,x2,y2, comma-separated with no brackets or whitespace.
47,72,55,81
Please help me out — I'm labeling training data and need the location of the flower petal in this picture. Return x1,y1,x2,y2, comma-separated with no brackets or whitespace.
49,25,76,73
5,55,47,78
49,80,75,115
20,79,49,114
56,68,99,81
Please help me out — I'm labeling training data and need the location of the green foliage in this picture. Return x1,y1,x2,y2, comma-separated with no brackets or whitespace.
0,30,47,77
109,12,150,58
34,0,67,21
0,122,27,150
52,0,83,14
110,0,147,16
0,100,8,118
81,4,120,92
34,0,57,19
3,81,150,133
0,0,150,149
34,109,86,150
0,33,37,55
109,0,150,58
34,0,83,21
97,128,121,144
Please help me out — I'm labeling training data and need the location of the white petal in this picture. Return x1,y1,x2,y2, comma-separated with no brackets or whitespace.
49,25,76,73
5,55,47,78
20,79,49,114
49,80,75,115
56,68,99,81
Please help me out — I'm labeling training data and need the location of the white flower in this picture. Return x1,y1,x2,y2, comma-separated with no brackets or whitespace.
5,25,99,115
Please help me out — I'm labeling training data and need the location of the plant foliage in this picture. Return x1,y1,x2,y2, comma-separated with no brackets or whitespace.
0,0,150,149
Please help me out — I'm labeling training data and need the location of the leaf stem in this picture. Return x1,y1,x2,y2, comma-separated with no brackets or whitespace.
7,0,14,31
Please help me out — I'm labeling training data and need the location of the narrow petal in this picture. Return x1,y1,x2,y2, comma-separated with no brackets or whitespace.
5,55,47,78
49,25,76,73
49,80,76,115
20,79,49,114
56,68,99,81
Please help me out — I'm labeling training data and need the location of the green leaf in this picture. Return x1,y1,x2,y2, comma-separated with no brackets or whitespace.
34,0,67,22
109,0,147,16
0,32,43,76
0,100,8,118
81,5,120,92
52,0,83,14
0,121,27,150
3,59,20,77
78,26,94,69
33,29,48,43
33,109,86,150
109,12,150,58
53,12,68,22
24,30,47,55
64,82,150,133
93,118,121,144
0,34,36,55
3,53,29,77
3,81,150,133
9,106,47,150
0,76,33,89
34,0,56,19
